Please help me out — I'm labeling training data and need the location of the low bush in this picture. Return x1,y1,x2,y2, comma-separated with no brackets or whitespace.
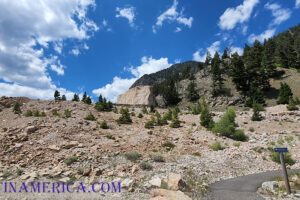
65,155,78,166
210,141,225,151
162,141,176,149
84,113,96,121
138,113,143,118
100,120,109,129
64,109,71,118
25,110,33,117
270,152,295,166
116,107,132,124
124,151,141,162
52,109,59,116
150,154,165,162
13,102,21,114
140,161,153,170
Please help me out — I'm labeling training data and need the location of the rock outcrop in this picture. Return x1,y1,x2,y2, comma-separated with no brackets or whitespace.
117,86,155,105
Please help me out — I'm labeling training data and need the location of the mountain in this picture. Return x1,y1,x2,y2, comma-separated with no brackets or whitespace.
130,61,200,89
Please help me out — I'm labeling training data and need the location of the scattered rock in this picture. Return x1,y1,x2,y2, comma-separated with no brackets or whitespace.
25,126,37,134
121,178,135,189
167,173,187,191
150,189,192,200
48,145,60,152
261,181,279,193
149,177,162,188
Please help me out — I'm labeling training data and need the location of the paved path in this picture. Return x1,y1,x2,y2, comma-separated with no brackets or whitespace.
205,169,300,200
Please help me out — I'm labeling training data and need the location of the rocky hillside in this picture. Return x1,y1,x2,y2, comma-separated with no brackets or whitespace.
130,61,200,89
0,98,299,199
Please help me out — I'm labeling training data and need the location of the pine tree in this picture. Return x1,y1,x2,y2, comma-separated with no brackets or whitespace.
98,95,103,103
222,48,229,60
72,94,80,101
13,102,21,114
211,52,223,96
82,92,87,103
277,82,293,104
116,107,132,124
54,90,60,101
86,96,92,105
170,109,181,128
200,98,214,129
287,96,299,111
245,87,265,107
163,77,180,106
230,53,248,92
251,101,262,121
186,81,199,101
262,39,277,77
61,95,66,101
205,51,212,66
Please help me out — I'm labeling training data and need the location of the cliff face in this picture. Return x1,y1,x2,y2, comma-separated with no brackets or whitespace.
117,86,155,105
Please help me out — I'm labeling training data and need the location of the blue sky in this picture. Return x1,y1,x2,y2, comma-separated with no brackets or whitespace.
0,0,299,102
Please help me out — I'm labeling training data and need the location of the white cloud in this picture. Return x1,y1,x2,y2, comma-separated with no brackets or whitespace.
0,0,98,99
102,19,108,27
116,7,136,27
71,48,80,56
248,29,276,43
153,0,193,33
92,57,171,102
50,60,65,76
242,26,248,35
175,27,182,32
230,46,244,56
296,0,300,8
264,3,291,26
219,0,259,30
193,41,221,62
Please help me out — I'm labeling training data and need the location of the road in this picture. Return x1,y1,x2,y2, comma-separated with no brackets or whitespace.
204,169,300,200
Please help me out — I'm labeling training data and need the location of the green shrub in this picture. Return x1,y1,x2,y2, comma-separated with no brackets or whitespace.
65,155,78,166
124,151,141,162
287,96,299,111
116,107,132,124
52,109,59,116
191,101,202,115
113,107,118,113
192,152,201,157
155,111,168,126
210,141,225,151
200,98,214,129
162,141,176,149
251,101,262,121
142,106,148,114
270,152,295,166
16,169,23,176
84,113,96,121
162,108,172,121
212,108,246,141
170,110,181,128
140,161,153,170
138,113,143,118
64,109,71,118
277,82,293,104
94,96,113,112
100,120,109,129
145,118,155,129
192,122,196,126
105,134,114,139
248,127,255,132
40,112,46,117
150,154,165,162
233,142,240,147
34,110,40,117
13,102,21,114
25,110,33,117
77,167,85,175
2,170,12,179
131,112,135,116
150,105,156,113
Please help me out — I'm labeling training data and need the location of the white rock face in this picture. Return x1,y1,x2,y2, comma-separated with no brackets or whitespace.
117,86,155,105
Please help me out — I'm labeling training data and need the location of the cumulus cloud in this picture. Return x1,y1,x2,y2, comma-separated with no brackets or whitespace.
264,3,291,26
153,0,193,33
71,48,80,56
175,27,182,32
193,41,221,62
248,29,276,43
116,7,136,27
219,0,259,30
296,0,300,8
0,0,98,99
92,57,172,102
230,46,244,56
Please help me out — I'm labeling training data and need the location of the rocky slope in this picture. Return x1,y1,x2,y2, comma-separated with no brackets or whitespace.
0,98,299,199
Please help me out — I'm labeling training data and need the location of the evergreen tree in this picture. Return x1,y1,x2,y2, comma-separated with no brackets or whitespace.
116,107,132,124
186,81,199,101
13,102,21,114
251,101,262,121
277,82,293,104
72,94,80,101
200,98,214,129
86,96,92,105
245,87,265,107
54,90,61,101
230,53,248,92
162,77,180,106
61,95,66,101
287,96,299,111
262,38,277,76
205,51,212,66
82,92,87,102
222,48,229,60
170,109,181,128
98,95,103,103
211,52,224,96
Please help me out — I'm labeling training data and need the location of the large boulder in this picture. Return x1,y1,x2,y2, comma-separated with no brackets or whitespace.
150,189,192,200
117,86,155,106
